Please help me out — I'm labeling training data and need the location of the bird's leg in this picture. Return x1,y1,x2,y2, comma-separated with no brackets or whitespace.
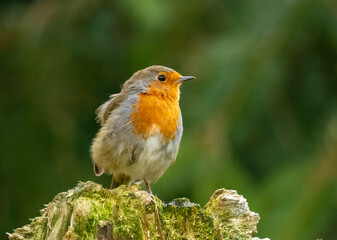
144,180,152,194
110,173,131,189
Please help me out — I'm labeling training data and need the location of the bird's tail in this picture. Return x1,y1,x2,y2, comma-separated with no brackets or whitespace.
93,162,104,176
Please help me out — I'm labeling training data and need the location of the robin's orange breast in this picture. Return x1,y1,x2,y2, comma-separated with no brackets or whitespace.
130,85,181,141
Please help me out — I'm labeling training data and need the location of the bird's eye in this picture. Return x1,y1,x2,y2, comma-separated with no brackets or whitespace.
158,75,166,81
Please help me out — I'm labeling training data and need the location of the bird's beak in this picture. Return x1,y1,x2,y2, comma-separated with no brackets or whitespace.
178,76,195,83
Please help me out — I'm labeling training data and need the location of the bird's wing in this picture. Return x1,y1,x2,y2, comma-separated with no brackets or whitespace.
95,93,124,126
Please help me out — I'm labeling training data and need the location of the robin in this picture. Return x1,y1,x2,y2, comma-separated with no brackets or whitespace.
90,65,194,194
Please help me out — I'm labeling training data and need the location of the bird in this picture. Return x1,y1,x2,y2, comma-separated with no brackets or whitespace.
90,65,195,194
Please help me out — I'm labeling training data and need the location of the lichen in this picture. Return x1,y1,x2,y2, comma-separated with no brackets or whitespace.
8,181,268,240
204,188,261,239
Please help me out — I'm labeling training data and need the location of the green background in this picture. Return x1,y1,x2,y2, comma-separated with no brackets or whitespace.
1,0,337,239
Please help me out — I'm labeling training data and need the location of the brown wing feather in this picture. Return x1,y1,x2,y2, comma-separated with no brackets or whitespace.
95,93,124,126
93,92,127,176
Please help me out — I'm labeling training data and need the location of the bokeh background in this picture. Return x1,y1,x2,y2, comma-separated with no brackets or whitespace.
1,0,337,239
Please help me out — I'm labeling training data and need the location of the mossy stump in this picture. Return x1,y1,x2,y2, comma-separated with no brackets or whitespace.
8,181,268,239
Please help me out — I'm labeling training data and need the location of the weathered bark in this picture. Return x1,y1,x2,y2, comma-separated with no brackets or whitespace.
8,181,269,239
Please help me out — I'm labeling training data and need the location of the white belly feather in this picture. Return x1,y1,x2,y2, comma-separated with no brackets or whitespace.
123,134,176,183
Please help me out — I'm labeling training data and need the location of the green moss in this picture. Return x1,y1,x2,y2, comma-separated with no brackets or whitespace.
9,181,267,240
64,184,146,239
161,198,215,239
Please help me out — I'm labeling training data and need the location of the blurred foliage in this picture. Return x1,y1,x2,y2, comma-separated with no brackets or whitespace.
1,0,337,239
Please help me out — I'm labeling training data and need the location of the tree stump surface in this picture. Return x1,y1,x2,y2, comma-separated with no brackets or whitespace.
8,181,269,239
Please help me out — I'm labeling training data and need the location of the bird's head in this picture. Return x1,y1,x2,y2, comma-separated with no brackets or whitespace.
122,65,195,98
